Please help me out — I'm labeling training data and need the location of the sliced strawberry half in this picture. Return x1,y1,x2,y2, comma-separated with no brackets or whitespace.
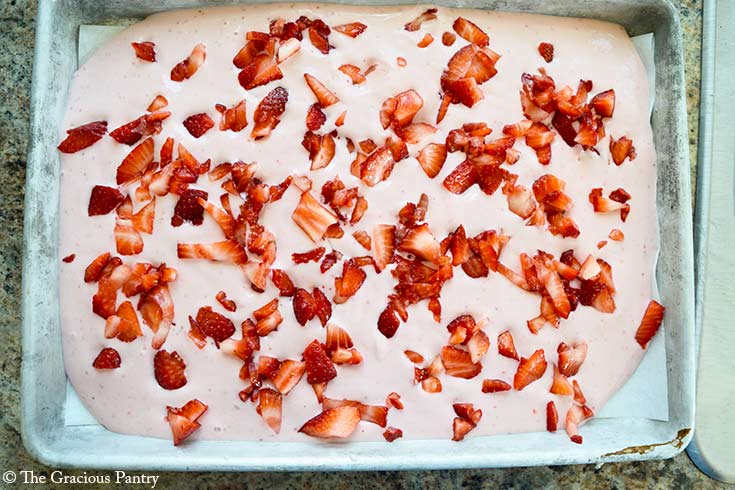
154,350,187,390
256,388,283,434
251,86,289,140
513,349,547,391
609,135,636,165
333,22,367,38
635,300,665,349
549,364,574,395
565,403,594,444
322,398,388,427
291,191,338,242
304,73,339,107
194,306,235,342
177,240,248,264
138,285,175,349
271,359,306,394
88,186,124,216
546,401,558,432
115,137,154,185
557,341,588,377
170,43,206,82
333,258,367,304
590,89,616,118
416,143,447,178
166,399,208,446
452,17,489,46
92,347,121,369
373,224,396,272
303,339,337,384
441,345,482,379
299,406,361,439
58,120,107,153
538,42,554,63
114,219,143,256
399,223,440,262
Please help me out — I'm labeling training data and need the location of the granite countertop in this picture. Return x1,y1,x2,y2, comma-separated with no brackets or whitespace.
1,0,728,488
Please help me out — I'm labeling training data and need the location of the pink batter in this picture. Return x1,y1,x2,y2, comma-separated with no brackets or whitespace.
57,4,658,443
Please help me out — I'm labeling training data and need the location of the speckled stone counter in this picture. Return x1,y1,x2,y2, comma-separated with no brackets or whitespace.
1,1,729,488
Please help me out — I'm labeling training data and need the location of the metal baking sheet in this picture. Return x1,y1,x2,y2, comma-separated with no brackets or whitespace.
21,0,695,471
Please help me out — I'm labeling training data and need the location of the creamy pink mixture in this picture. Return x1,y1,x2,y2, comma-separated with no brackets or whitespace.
58,4,661,444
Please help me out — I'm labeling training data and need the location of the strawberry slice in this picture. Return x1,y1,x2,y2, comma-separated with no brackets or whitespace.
114,219,143,255
277,38,301,63
293,288,317,325
291,191,338,242
416,143,447,178
238,52,284,90
334,259,367,304
441,345,482,379
312,288,333,326
92,347,121,369
130,198,155,234
572,380,586,405
565,403,594,444
443,160,478,194
549,364,573,395
271,359,306,394
320,250,343,273
131,41,156,62
534,255,571,319
339,64,366,84
58,120,107,153
306,104,326,131
333,22,367,38
557,342,588,377
609,136,636,165
109,113,169,146
417,33,434,48
166,399,208,446
482,379,512,393
304,73,339,108
358,146,395,186
635,300,665,349
177,240,248,264
538,42,554,63
452,17,489,46
195,306,235,342
404,8,437,31
138,285,175,349
322,398,388,427
115,300,143,342
513,349,547,390
214,291,237,312
116,137,154,185
270,269,296,297
394,122,437,145
181,113,214,138
147,95,168,112
256,388,283,434
292,247,326,264
154,350,187,390
325,323,354,353
546,401,558,432
525,122,555,164
399,224,440,262
303,132,336,170
590,89,616,118
308,19,332,54
170,43,206,82
299,406,361,439
251,86,289,139
84,252,112,283
467,330,490,363
588,188,627,214
88,186,124,216
387,89,425,128
383,427,403,442
373,224,396,272
253,298,284,336
452,417,475,441
303,339,337,384
507,185,537,219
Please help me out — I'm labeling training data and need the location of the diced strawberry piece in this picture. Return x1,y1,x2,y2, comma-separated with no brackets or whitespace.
333,22,367,38
556,342,588,377
391,89,425,128
538,42,554,62
546,401,558,432
308,19,332,54
322,398,388,426
378,304,401,338
534,255,571,319
452,417,475,441
441,345,482,379
131,41,156,62
452,17,489,46
447,225,470,266
92,347,121,369
507,185,537,219
572,379,587,405
153,350,187,390
114,219,143,255
299,406,361,439
399,223,440,262
550,364,574,395
253,299,283,337
170,43,206,82
57,120,107,153
358,146,395,187
270,359,306,395
609,228,625,241
413,142,447,179
138,285,175,349
305,104,326,131
467,330,490,363
404,8,437,31
116,137,154,185
214,100,248,133
502,119,533,138
443,160,478,194
292,246,326,264
293,288,317,326
383,427,403,442
311,287,332,326
109,113,169,146
635,300,665,349
482,379,512,393
395,122,437,145
513,349,547,391
277,37,301,63
417,33,434,48
166,399,208,446
147,95,168,112
194,306,235,342
177,239,248,265
62,254,76,263
565,403,594,443
88,186,124,216
115,300,143,342
551,111,578,147
238,52,284,90
304,73,339,107
609,136,636,165
303,339,337,384
251,86,289,139
338,64,366,84
445,77,484,107
256,388,283,434
291,191,338,242
86,255,113,281
421,376,442,393
590,89,616,118
334,259,367,304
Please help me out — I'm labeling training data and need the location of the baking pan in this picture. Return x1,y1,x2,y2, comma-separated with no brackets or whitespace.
21,0,694,470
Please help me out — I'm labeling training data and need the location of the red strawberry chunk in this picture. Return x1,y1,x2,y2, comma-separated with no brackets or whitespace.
177,240,248,264
383,427,404,442
195,306,235,342
312,288,332,326
270,359,306,394
84,253,112,283
58,120,107,154
299,406,361,439
416,143,447,178
417,33,434,48
292,246,326,264
339,64,367,84
116,137,154,185
303,339,337,384
257,388,283,434
92,347,121,369
404,8,437,31
590,89,616,118
115,300,143,342
320,250,343,273
546,401,558,432
252,86,289,139
154,350,187,390
635,300,665,349
306,103,326,131
513,349,547,390
441,345,482,379
166,399,208,446
333,22,367,38
452,417,475,441
88,186,124,216
334,258,367,304
138,284,175,349
172,189,208,226
114,219,144,256
550,364,573,395
183,113,214,138
131,41,156,62
443,160,478,194
482,379,511,393
170,43,206,82
609,136,636,165
304,73,339,107
291,191,338,242
372,225,397,272
538,42,554,63
452,17,489,46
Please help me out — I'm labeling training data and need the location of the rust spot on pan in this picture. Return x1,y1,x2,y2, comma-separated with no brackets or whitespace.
601,428,691,458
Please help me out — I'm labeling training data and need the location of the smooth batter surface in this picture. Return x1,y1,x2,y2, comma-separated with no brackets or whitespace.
58,4,657,442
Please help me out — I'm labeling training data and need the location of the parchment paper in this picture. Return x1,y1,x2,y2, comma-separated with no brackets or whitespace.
64,27,667,427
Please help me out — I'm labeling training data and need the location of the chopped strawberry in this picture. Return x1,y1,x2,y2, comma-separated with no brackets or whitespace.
306,104,326,131
404,350,425,364
238,51,284,90
256,388,283,434
138,285,175,349
115,300,143,342
635,300,665,349
333,258,367,304
153,350,187,390
550,364,574,395
339,64,366,84
303,132,336,170
270,359,306,394
113,219,143,256
414,142,447,179
320,250,343,273
399,224,440,262
506,185,537,219
565,403,594,443
357,146,395,186
417,33,434,48
590,89,616,118
386,89,425,129
482,379,511,393
546,401,558,432
253,299,284,336
556,342,588,377
170,43,206,82
308,19,332,54
57,120,107,153
116,137,154,185
166,399,208,446
291,191,338,242
299,406,361,439
192,306,235,342
467,330,490,363
538,42,554,62
177,239,248,265
609,228,625,241
443,160,478,194
609,136,636,165
147,95,168,112
251,86,289,139
312,287,332,326
292,247,326,264
572,379,587,405
322,398,388,426
303,339,337,384
293,288,317,325
452,17,489,46
404,8,437,31
267,269,294,297
534,255,571,319
87,186,124,216
421,376,442,393
277,37,301,63
513,349,547,390
131,41,156,62
383,427,403,442
441,345,482,379
333,22,367,38
304,73,339,107
92,347,121,369
395,122,437,145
